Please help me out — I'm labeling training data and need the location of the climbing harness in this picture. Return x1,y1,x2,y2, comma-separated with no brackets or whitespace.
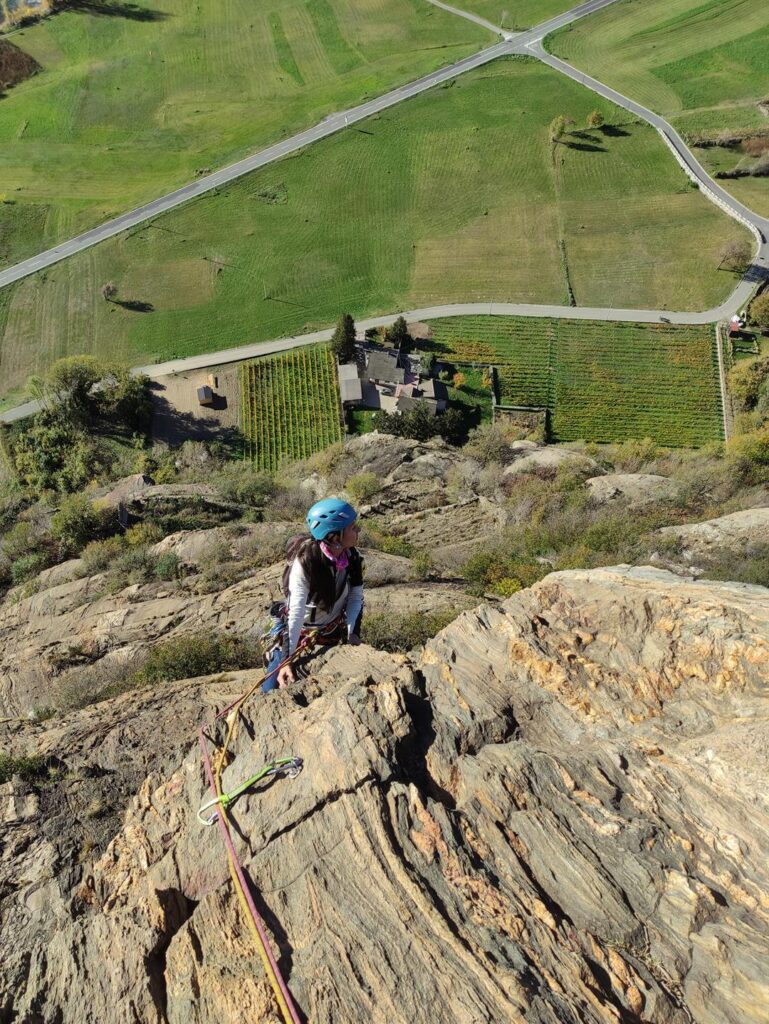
198,630,320,1024
196,756,304,826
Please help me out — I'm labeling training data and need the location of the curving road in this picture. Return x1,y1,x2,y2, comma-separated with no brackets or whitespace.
0,0,623,292
0,298,737,426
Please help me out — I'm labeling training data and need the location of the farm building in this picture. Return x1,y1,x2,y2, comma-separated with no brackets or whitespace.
338,362,363,405
363,350,406,385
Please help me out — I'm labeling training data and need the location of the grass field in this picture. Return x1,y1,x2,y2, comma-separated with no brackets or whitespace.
453,0,576,30
239,345,343,469
547,0,769,214
0,58,749,405
430,315,723,445
0,0,488,266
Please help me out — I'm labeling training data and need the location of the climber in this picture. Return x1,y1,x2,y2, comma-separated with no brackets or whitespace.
262,498,364,693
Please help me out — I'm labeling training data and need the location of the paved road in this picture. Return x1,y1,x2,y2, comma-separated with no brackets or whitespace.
0,0,624,292
0,297,742,425
0,39,508,291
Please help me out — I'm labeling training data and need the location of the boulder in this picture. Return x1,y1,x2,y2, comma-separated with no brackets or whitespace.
503,440,600,478
587,473,679,507
658,507,769,556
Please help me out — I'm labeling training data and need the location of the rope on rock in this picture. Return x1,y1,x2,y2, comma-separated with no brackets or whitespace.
198,630,318,1024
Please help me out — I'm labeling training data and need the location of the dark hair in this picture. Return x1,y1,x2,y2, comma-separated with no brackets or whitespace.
297,533,362,611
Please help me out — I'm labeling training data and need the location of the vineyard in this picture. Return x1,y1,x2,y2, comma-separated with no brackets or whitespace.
430,316,722,446
239,346,343,471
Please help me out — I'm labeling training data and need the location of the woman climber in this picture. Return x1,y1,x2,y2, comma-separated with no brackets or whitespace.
262,498,364,693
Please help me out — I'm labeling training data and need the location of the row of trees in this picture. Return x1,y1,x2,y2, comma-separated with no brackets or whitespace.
331,313,414,362
549,109,604,143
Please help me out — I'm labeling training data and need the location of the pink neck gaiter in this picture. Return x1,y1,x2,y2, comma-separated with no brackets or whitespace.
320,542,349,570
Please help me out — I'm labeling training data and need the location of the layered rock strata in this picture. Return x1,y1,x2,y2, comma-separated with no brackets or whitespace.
2,566,768,1023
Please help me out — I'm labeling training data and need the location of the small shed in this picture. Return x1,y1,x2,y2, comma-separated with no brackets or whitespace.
197,385,214,406
338,362,363,405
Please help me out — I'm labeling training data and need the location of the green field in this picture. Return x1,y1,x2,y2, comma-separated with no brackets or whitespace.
239,345,343,469
430,315,723,445
453,0,576,30
0,0,488,266
547,0,769,214
0,58,749,406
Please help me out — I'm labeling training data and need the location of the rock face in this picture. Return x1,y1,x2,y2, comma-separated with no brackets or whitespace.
2,567,768,1024
658,507,769,557
0,545,475,717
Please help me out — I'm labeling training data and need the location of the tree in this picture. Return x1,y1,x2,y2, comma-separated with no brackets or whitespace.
549,115,566,143
422,351,437,376
375,403,467,446
751,293,769,330
385,315,412,352
452,371,466,389
331,313,356,363
44,355,105,417
586,109,604,129
719,239,752,273
101,282,117,302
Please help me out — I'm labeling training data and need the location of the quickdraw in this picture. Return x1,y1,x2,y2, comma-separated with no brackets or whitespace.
196,756,304,826
198,629,320,1024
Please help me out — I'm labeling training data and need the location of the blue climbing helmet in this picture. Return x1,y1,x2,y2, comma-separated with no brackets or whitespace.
306,498,358,540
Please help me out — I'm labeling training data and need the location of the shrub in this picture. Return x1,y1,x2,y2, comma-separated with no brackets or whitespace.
362,526,414,558
51,493,113,557
699,543,769,588
611,437,660,473
362,608,461,653
80,536,126,575
725,426,769,482
10,551,51,585
104,545,159,591
0,753,52,785
1,520,42,562
125,521,164,547
199,537,234,575
345,472,380,503
155,552,181,581
464,422,514,466
410,550,434,581
134,630,262,686
750,292,769,330
729,357,769,413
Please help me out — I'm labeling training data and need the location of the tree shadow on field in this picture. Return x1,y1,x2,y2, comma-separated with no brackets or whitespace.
743,262,769,285
600,124,631,138
565,142,606,153
115,298,155,313
57,0,169,22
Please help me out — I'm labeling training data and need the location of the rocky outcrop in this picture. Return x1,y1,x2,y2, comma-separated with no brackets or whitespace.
2,567,768,1023
658,507,769,557
587,473,679,507
0,544,474,717
502,440,600,479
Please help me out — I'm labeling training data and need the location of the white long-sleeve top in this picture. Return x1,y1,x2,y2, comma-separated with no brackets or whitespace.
285,555,364,655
